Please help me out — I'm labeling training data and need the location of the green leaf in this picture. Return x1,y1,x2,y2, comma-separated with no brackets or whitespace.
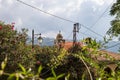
51,68,56,78
18,64,26,73
0,70,3,76
7,73,15,80
82,73,85,80
1,61,6,70
5,57,7,63
38,65,42,74
46,77,56,80
65,73,70,80
57,73,65,79
27,68,32,73
15,73,21,80
108,78,114,80
1,57,7,70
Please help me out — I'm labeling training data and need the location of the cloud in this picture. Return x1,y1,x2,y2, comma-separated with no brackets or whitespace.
7,0,14,5
0,0,114,40
91,0,105,6
0,0,14,7
15,18,23,27
42,31,58,38
46,0,84,18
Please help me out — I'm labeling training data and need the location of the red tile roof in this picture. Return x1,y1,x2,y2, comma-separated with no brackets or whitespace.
63,42,83,50
96,50,120,61
63,41,120,61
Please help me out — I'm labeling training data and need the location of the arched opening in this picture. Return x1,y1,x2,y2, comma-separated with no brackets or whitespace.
115,66,120,73
104,67,112,74
104,67,112,78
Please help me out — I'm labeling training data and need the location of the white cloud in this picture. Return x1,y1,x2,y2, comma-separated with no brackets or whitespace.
15,18,23,28
42,31,58,38
91,0,105,6
7,0,13,5
0,0,114,40
0,2,1,9
92,6,97,12
30,0,35,4
45,0,84,18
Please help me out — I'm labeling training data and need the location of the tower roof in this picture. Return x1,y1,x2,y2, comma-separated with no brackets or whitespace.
56,31,63,40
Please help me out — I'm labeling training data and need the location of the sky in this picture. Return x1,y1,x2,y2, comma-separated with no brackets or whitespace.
0,0,116,41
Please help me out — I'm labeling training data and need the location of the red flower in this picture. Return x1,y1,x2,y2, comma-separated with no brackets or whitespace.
12,26,14,30
0,26,2,30
11,22,15,30
36,61,41,65
12,22,15,25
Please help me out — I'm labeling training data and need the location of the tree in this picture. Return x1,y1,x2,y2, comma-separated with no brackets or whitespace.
0,21,35,74
107,0,120,38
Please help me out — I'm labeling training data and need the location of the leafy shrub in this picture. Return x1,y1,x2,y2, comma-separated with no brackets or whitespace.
0,21,36,74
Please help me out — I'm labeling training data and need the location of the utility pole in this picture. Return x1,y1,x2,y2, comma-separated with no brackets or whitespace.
32,29,34,49
32,29,43,49
73,23,79,47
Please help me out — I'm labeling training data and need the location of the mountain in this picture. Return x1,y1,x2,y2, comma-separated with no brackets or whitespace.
41,37,54,46
27,37,54,46
27,37,120,53
104,41,120,53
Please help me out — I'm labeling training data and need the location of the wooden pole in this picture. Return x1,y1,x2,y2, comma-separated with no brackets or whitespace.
32,29,34,49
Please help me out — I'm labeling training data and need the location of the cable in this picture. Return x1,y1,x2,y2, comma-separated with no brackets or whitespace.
102,42,120,50
17,0,71,37
81,24,104,38
80,32,96,38
65,31,73,40
17,0,104,39
88,0,114,29
17,0,76,23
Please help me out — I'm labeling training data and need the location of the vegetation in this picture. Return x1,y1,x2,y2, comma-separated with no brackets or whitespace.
107,0,120,38
0,1,120,79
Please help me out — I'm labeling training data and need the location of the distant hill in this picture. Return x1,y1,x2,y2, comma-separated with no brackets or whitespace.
103,41,120,53
27,37,120,53
41,38,54,46
27,37,54,46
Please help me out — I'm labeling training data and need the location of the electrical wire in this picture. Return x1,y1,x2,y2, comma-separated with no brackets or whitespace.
85,0,114,31
17,0,105,39
80,32,96,38
83,0,115,37
17,0,76,23
65,31,73,40
16,0,118,76
81,24,104,38
102,42,120,50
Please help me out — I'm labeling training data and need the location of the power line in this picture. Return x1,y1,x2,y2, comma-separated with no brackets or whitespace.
17,0,76,23
83,0,115,34
90,0,114,29
65,31,73,40
17,0,104,39
81,24,104,38
79,32,96,39
103,42,120,50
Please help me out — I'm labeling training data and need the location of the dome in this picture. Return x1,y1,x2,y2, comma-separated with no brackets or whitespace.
56,31,63,40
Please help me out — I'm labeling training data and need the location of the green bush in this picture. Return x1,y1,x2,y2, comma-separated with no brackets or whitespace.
0,21,36,74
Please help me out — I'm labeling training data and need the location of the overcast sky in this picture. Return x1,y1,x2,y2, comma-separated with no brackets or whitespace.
0,0,116,41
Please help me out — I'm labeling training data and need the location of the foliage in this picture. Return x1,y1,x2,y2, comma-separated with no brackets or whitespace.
107,0,120,37
0,58,67,80
0,21,35,75
46,68,65,80
0,34,120,80
1,21,120,80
